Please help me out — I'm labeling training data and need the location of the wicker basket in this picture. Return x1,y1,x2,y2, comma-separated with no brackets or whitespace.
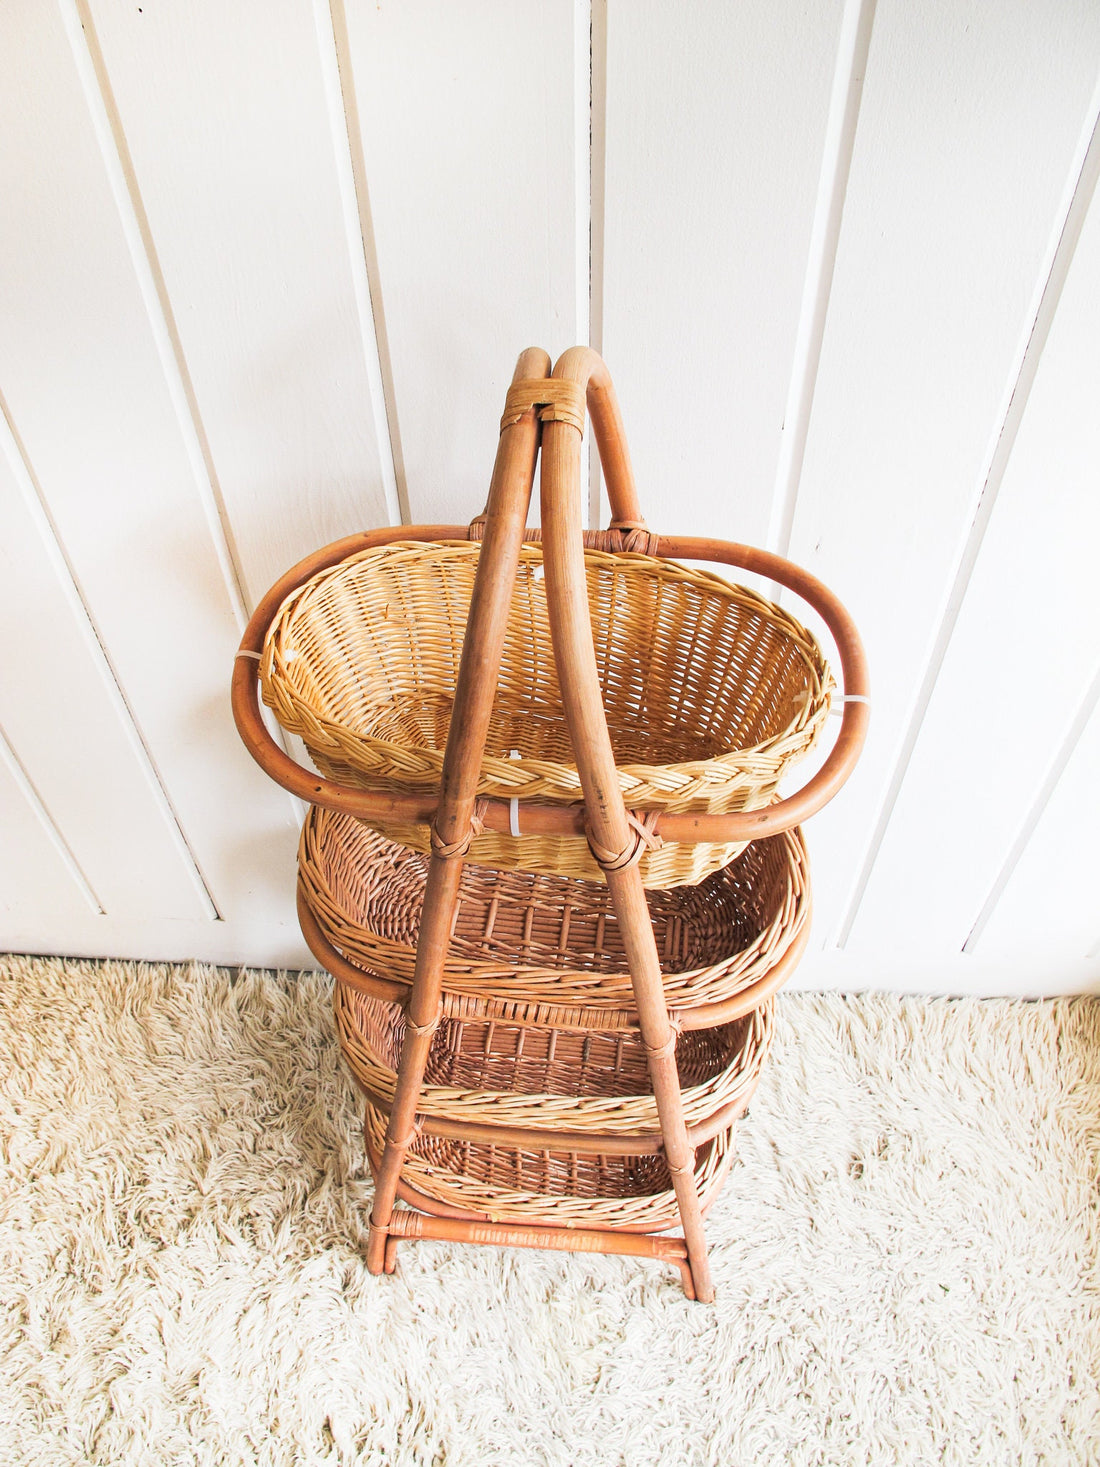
299,806,809,1027
362,1100,738,1231
335,982,772,1136
262,540,832,886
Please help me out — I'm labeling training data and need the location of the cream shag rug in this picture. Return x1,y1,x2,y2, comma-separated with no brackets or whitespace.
0,956,1097,1466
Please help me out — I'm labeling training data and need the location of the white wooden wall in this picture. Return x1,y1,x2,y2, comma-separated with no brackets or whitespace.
2,0,1098,996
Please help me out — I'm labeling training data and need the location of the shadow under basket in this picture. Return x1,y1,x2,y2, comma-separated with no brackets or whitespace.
301,806,809,1028
262,541,833,886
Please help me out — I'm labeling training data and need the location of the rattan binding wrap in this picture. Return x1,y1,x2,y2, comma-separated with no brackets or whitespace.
299,807,809,1028
335,983,771,1135
261,541,832,886
362,1101,737,1230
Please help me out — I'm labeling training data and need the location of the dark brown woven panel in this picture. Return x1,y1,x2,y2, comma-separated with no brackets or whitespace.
299,808,808,1016
410,1133,682,1200
343,985,753,1098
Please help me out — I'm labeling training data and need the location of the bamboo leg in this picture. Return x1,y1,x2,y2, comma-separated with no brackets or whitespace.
539,347,714,1302
364,346,549,1274
603,866,713,1300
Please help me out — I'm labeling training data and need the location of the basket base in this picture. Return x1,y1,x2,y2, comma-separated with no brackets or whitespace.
361,1116,735,1301
379,1207,698,1300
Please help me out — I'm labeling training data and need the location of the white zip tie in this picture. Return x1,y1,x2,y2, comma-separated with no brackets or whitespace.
235,649,262,661
830,693,870,717
509,749,522,838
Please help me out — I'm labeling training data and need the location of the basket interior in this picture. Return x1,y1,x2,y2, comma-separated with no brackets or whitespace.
361,1099,725,1204
337,983,753,1099
405,1131,688,1200
269,542,826,771
312,812,791,977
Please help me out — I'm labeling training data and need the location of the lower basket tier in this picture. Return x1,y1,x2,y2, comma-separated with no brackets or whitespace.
301,807,810,1025
363,1100,738,1231
336,981,772,1136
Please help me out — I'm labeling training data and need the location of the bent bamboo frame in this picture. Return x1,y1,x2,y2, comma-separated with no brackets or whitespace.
362,346,551,1275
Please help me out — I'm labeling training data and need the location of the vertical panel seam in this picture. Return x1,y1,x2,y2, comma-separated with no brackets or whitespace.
574,0,594,528
574,0,593,356
0,719,105,916
963,662,1100,953
315,0,409,527
766,0,877,568
588,0,608,530
0,392,221,920
835,71,1100,947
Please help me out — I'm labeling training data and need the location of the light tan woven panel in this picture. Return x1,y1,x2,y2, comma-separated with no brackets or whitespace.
359,815,747,888
299,809,809,1025
261,541,832,812
335,985,772,1136
363,1101,737,1230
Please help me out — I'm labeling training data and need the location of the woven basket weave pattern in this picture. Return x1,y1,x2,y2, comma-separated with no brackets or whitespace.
363,1101,736,1229
299,808,808,1026
261,542,832,812
357,816,749,888
335,983,772,1135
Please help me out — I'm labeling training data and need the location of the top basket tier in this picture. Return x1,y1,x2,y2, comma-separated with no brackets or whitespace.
259,538,833,817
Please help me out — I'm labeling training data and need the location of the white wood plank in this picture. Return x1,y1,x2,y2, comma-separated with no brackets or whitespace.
850,160,1100,957
0,909,313,971
0,447,211,921
341,0,583,525
969,678,1100,966
82,0,399,603
0,0,302,938
784,0,1100,946
787,946,1099,1000
0,731,102,921
601,0,846,544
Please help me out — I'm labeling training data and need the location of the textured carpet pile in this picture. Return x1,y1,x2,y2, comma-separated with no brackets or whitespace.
0,954,1096,1465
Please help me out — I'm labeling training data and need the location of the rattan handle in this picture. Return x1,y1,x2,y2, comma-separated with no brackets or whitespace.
474,350,644,537
232,345,868,844
363,345,550,1274
535,347,715,1298
531,346,870,845
570,351,645,533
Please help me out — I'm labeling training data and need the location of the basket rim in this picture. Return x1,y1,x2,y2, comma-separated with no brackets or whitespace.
261,539,834,803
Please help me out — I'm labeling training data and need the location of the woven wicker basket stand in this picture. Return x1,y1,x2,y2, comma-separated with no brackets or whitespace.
232,346,868,1301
